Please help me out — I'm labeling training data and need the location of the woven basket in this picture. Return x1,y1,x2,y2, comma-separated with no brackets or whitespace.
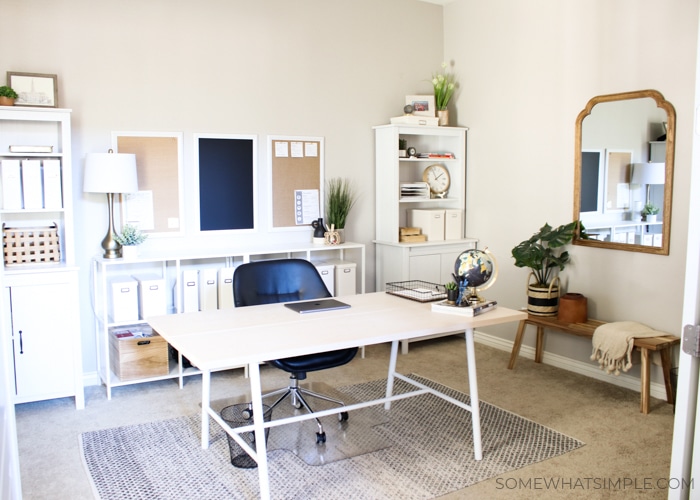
3,223,61,266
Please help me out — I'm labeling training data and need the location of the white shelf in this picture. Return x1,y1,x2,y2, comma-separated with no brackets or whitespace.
91,242,366,399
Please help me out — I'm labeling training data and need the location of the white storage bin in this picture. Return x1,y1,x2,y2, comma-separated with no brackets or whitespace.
132,274,167,320
110,279,139,323
199,268,218,311
313,262,335,296
444,209,463,240
218,267,236,309
322,259,356,297
182,270,199,313
408,209,445,241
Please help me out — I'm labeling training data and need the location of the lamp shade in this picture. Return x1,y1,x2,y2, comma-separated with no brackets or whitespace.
83,152,139,194
631,162,665,185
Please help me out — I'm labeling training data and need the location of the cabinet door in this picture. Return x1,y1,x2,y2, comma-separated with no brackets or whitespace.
10,283,74,399
409,254,441,283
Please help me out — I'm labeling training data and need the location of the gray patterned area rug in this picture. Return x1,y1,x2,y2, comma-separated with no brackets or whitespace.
80,375,584,499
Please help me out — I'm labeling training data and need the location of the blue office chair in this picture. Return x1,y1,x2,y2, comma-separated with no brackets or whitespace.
233,258,357,444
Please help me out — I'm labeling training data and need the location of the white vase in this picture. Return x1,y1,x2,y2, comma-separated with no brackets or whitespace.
121,245,139,259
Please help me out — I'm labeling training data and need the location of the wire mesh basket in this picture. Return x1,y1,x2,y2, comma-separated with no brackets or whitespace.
385,280,446,302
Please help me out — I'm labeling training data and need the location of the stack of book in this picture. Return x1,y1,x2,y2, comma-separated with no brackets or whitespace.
431,299,497,317
416,152,455,159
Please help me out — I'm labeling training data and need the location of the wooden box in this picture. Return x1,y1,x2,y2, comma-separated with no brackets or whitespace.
3,223,60,266
109,326,168,381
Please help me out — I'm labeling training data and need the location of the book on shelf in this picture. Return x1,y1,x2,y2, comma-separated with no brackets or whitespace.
9,145,53,153
431,299,498,317
390,115,439,127
400,182,430,200
417,152,455,159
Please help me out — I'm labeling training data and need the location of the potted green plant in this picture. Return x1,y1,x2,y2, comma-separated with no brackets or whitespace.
115,224,148,258
444,281,459,303
432,62,457,125
642,202,660,222
511,221,577,316
399,138,408,158
0,86,19,106
325,177,357,243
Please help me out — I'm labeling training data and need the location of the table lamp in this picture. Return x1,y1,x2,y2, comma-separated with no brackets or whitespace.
83,150,138,259
631,162,665,205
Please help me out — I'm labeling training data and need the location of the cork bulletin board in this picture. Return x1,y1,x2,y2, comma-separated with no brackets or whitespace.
269,136,324,229
113,132,183,234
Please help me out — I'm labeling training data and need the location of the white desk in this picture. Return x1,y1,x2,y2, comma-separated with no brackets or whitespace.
148,292,525,500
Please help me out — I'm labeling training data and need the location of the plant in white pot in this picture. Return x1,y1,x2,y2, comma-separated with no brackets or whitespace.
511,221,577,317
115,224,147,259
325,177,357,243
642,202,660,222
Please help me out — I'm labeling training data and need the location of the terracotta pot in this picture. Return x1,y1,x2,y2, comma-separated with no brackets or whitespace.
0,96,16,106
558,293,588,323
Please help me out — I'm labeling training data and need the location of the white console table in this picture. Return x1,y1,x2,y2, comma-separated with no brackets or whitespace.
91,242,365,399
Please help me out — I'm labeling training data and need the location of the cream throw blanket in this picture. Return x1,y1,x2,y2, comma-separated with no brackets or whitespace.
590,321,663,375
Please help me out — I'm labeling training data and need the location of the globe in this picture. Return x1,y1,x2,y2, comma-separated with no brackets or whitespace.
453,248,498,303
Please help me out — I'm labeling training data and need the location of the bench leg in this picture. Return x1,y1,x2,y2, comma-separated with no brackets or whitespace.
535,326,544,364
640,348,650,414
508,320,527,369
660,347,674,405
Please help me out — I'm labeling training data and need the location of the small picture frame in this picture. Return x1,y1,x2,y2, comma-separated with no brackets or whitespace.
405,95,436,117
7,72,58,108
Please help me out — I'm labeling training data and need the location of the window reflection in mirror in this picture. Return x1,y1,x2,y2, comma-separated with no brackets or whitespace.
573,90,675,255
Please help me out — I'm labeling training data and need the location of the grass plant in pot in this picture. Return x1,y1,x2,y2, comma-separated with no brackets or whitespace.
325,177,357,243
0,86,19,106
642,202,660,223
115,223,148,259
511,221,577,317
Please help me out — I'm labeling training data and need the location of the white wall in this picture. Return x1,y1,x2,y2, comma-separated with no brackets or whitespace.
3,0,698,383
445,0,698,372
2,0,445,375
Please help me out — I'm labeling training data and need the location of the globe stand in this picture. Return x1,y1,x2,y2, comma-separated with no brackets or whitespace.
453,248,499,307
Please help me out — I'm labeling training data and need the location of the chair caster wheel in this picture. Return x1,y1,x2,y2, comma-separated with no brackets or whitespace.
339,411,349,421
316,432,326,444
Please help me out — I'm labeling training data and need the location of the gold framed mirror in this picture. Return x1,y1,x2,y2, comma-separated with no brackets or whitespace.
573,90,676,255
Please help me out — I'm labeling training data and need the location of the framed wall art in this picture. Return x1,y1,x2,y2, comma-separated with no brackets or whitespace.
7,72,58,108
405,95,436,117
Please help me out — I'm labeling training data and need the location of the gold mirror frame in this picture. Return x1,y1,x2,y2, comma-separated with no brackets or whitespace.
573,90,676,255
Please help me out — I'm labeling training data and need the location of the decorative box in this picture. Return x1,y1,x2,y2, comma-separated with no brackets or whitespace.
3,223,60,266
109,325,169,381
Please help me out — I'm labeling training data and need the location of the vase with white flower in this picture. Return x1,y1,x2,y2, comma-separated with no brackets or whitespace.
432,62,457,126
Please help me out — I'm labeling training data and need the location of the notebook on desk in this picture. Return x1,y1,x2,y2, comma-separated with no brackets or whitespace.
284,298,351,314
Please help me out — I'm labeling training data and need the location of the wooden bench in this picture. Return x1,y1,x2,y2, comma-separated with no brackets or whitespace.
508,315,680,414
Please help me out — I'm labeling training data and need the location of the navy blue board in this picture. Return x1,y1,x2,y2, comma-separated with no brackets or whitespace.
198,137,255,231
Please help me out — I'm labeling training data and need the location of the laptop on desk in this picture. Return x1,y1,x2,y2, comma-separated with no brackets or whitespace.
284,298,351,314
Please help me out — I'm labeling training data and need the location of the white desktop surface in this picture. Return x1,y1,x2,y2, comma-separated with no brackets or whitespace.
148,292,526,499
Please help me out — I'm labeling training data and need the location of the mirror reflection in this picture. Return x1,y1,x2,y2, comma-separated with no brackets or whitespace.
573,90,675,255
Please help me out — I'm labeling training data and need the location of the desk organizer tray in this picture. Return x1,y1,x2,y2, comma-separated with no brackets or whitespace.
3,223,61,266
386,280,446,302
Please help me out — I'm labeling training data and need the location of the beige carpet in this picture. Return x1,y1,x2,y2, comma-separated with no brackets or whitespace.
79,375,583,499
15,337,676,499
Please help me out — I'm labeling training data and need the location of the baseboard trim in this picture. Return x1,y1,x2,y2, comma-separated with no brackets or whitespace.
474,330,669,401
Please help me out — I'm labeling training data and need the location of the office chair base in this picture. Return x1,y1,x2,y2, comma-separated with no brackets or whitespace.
263,380,348,444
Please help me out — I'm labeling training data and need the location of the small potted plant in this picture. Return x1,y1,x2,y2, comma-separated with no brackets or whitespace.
325,177,357,243
0,86,19,106
399,138,408,158
115,224,148,258
642,202,660,222
445,281,459,304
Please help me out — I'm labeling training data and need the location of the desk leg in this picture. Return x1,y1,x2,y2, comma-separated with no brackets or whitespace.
385,340,399,410
250,362,271,500
465,327,483,461
201,370,211,449
508,320,527,369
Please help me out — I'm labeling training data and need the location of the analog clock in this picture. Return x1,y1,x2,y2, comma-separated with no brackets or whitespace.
407,146,417,158
422,164,450,198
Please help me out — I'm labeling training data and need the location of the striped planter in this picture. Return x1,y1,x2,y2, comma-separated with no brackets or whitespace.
526,274,560,317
